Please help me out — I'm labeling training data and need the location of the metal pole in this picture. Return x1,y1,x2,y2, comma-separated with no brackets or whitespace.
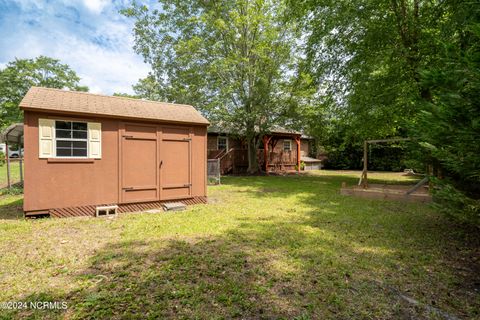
6,141,11,189
18,136,23,183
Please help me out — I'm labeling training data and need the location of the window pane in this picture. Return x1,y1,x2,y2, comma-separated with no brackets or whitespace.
72,141,87,148
54,121,89,157
73,149,87,157
73,130,87,139
218,137,227,149
72,122,87,130
56,148,71,157
56,129,72,138
57,140,72,148
55,121,71,130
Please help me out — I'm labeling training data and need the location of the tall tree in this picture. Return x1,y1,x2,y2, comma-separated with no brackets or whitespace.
412,3,480,225
293,0,480,223
289,0,443,140
0,56,88,128
122,0,300,173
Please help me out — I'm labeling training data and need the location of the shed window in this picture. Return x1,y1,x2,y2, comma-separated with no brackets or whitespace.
55,121,88,157
218,136,228,150
283,139,292,151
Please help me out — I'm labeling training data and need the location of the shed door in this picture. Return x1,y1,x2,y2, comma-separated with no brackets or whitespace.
121,123,159,203
161,127,192,199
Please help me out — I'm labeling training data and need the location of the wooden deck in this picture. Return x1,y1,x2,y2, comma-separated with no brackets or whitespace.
213,148,299,174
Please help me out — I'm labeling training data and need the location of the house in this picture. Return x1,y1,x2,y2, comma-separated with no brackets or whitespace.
207,125,320,174
20,87,209,217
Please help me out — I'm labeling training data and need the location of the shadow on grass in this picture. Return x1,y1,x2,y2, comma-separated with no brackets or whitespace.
0,195,23,220
12,219,477,319
6,173,480,319
11,235,413,319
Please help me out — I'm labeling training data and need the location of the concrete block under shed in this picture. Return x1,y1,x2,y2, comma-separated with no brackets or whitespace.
162,202,187,211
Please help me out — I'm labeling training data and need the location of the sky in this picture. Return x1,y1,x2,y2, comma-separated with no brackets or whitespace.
0,0,152,95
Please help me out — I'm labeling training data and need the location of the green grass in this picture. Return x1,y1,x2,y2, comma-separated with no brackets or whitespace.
0,162,23,187
0,171,478,319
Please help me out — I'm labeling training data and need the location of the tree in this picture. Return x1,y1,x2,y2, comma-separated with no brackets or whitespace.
412,4,480,225
122,0,300,173
0,56,88,128
113,92,140,99
289,0,447,140
292,0,480,224
132,75,166,102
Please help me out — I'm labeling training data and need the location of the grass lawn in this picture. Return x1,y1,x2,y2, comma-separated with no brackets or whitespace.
0,162,23,187
0,171,478,319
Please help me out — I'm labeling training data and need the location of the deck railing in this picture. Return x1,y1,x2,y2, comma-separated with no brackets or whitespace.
208,148,299,174
218,148,236,174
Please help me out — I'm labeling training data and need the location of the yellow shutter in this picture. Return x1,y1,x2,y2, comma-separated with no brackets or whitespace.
88,122,102,159
38,119,54,158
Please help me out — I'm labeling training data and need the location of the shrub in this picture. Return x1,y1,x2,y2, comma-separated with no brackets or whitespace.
0,152,5,166
431,178,480,228
295,161,306,171
0,186,23,196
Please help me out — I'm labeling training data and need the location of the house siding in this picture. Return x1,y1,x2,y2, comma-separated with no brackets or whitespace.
207,134,311,155
301,140,310,157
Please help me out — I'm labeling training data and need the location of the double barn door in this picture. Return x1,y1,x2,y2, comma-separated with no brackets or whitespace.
120,123,192,203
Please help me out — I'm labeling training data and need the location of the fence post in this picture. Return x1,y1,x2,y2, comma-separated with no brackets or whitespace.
18,136,23,184
6,141,11,189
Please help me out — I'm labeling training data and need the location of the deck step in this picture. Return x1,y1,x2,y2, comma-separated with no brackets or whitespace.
162,202,187,211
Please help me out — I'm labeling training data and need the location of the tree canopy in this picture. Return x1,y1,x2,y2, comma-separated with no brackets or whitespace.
291,0,480,224
0,56,88,129
120,0,479,223
122,0,304,172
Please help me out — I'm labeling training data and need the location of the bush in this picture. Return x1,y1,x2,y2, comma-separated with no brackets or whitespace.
431,178,480,228
322,143,412,172
0,152,5,166
0,186,23,196
410,20,480,227
295,161,306,171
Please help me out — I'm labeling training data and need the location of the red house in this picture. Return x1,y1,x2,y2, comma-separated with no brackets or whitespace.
207,125,320,174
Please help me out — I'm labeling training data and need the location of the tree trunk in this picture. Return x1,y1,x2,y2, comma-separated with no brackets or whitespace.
247,136,260,174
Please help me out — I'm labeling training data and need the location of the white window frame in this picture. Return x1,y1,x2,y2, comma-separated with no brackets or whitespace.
217,136,228,150
54,120,89,158
283,139,292,152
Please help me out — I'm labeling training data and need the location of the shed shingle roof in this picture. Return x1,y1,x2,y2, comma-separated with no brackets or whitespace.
20,87,209,125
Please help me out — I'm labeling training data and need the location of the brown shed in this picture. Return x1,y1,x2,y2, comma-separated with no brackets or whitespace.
20,87,209,217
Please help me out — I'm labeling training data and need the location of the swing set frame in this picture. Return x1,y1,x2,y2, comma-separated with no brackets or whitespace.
340,137,431,203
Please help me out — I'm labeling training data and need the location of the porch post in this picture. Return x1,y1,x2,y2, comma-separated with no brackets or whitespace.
295,136,301,172
263,135,269,174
